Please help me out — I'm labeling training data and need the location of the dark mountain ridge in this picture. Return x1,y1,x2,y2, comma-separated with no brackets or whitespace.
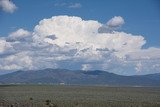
0,69,159,86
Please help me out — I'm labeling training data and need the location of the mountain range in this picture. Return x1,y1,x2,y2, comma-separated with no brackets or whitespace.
0,69,160,86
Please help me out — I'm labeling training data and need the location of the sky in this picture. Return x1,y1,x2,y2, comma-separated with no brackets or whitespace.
0,0,160,75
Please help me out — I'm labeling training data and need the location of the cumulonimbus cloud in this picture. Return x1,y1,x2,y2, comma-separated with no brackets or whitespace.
0,0,17,13
0,15,160,75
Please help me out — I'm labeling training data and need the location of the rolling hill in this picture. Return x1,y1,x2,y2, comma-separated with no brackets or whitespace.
0,69,160,86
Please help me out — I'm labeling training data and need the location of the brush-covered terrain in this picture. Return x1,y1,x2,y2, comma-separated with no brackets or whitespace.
0,85,160,107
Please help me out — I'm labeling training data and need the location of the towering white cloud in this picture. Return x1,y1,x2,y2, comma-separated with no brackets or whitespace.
0,0,17,13
33,16,145,59
33,16,101,47
0,15,159,75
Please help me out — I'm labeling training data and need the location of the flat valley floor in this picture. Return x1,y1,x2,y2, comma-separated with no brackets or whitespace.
0,85,160,107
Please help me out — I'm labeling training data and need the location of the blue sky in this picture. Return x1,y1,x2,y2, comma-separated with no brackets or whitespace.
0,0,160,47
0,0,160,75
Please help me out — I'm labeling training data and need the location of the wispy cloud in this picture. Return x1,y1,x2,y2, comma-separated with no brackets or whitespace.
54,2,81,9
54,2,67,7
68,3,81,9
